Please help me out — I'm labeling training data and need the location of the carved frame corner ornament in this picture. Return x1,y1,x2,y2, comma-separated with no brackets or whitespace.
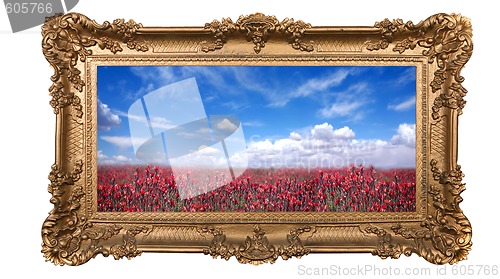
367,13,472,120
41,13,148,116
365,159,471,264
41,12,472,266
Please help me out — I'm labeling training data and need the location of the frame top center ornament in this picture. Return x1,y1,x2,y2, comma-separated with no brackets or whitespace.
202,12,314,53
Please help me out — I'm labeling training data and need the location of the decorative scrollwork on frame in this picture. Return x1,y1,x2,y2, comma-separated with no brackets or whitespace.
368,13,473,120
42,161,151,265
365,160,471,265
202,13,314,53
392,160,471,264
42,13,148,116
41,13,150,266
364,225,403,260
200,225,311,265
110,227,153,260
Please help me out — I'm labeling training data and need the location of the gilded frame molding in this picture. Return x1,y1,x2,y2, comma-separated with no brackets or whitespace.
41,12,472,265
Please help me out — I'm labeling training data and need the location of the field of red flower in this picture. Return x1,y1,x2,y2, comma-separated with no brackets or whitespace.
97,165,415,212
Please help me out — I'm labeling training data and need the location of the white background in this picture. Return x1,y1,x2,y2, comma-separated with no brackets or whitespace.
0,0,498,278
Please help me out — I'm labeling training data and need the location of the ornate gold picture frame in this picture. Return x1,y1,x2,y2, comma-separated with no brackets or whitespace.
41,12,472,266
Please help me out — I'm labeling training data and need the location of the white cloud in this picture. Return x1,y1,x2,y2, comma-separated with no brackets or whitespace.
98,150,134,165
114,155,132,162
289,132,302,141
246,122,416,169
318,83,370,120
170,144,228,168
118,111,176,131
310,122,355,141
292,69,350,98
130,67,176,84
268,69,354,107
388,96,416,111
395,67,416,86
100,136,149,149
197,145,222,155
391,123,416,147
180,67,227,87
333,126,356,139
249,139,278,154
242,120,263,127
149,116,176,130
221,101,248,111
97,100,121,131
98,150,108,160
126,83,156,102
228,67,268,95
319,101,365,118
216,118,238,131
130,66,234,95
203,95,218,103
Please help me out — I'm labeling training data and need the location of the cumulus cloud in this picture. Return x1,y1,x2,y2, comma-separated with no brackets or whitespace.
245,122,416,169
289,132,302,141
391,123,416,147
98,150,108,160
196,145,222,155
333,126,356,139
98,150,134,165
310,123,355,141
216,118,238,131
97,100,121,131
170,143,229,168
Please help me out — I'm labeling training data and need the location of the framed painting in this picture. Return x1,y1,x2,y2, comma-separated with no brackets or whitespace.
41,12,473,265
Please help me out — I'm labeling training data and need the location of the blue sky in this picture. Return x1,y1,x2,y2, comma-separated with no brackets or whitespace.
97,65,416,169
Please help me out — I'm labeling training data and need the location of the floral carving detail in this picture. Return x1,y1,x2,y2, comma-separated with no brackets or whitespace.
237,13,280,54
365,225,403,259
280,226,311,260
42,160,150,265
368,14,472,119
42,13,148,115
392,160,471,264
42,160,91,265
42,14,150,265
202,13,314,53
110,227,152,260
199,226,235,261
366,160,471,264
202,17,237,52
280,18,314,52
366,18,405,51
238,225,277,264
200,225,311,265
